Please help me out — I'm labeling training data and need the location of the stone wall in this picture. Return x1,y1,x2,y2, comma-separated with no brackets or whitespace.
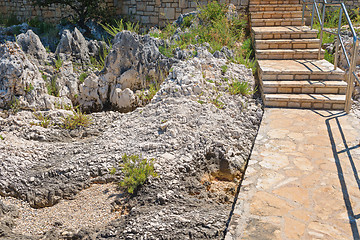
0,0,114,24
117,0,249,27
0,0,248,26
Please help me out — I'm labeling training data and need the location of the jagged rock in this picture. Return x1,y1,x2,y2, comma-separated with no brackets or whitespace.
16,30,47,61
56,28,90,63
78,73,103,111
0,42,48,110
99,30,176,111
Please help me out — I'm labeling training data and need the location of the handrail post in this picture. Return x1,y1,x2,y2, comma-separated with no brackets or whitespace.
345,40,359,113
318,1,326,60
302,0,305,26
334,7,343,70
311,1,315,29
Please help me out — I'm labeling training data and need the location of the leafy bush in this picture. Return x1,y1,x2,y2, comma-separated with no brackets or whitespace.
60,108,92,130
111,154,158,194
228,80,257,96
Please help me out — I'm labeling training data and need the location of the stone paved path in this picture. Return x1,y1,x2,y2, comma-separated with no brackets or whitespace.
226,109,360,239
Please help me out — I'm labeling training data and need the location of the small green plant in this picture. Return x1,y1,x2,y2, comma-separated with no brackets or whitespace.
55,56,63,71
79,72,88,84
197,100,206,104
90,40,111,70
111,154,158,194
60,108,92,130
24,83,34,94
100,19,139,37
324,50,334,64
221,65,228,74
211,95,225,109
0,135,4,140
47,76,59,97
31,112,51,128
228,80,257,96
4,14,21,27
9,98,20,114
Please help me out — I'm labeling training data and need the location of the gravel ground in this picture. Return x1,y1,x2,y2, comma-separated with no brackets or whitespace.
0,183,122,237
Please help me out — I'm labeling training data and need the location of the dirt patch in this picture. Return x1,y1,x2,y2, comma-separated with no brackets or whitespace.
0,183,123,236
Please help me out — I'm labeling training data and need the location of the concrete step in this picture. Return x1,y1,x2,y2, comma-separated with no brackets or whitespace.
249,4,302,12
258,59,345,81
251,11,302,19
252,26,318,40
255,39,320,50
250,0,300,5
262,80,347,94
251,18,303,27
256,49,325,60
264,93,346,109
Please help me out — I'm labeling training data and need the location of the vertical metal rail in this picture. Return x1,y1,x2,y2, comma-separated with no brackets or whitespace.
303,0,358,113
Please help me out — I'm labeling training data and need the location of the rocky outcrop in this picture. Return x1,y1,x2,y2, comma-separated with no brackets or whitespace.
16,30,47,61
0,42,47,110
0,52,262,238
56,28,90,63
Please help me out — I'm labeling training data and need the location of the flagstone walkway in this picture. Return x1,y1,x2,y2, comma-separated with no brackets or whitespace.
225,108,360,239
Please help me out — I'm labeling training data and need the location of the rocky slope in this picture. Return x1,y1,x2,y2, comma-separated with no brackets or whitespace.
0,28,263,239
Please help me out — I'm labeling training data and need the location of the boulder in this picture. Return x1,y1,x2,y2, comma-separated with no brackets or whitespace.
16,30,47,60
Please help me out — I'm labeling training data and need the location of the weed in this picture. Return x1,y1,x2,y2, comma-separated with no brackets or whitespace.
100,19,139,37
221,65,228,74
228,80,257,96
79,72,88,84
90,40,111,70
55,56,63,71
60,108,92,130
111,154,158,194
211,95,225,109
324,50,334,64
197,100,206,104
31,112,51,128
0,135,4,140
10,97,20,114
4,14,20,27
47,76,59,97
24,83,34,94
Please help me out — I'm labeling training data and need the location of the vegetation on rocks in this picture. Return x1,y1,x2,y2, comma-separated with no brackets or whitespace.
60,108,92,130
111,154,158,194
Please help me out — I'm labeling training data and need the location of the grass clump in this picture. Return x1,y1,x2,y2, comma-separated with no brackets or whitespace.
60,108,92,130
211,95,225,109
47,76,59,97
228,80,257,96
100,19,139,37
24,83,34,94
111,154,158,194
55,56,63,71
79,72,89,84
31,112,51,128
221,65,228,74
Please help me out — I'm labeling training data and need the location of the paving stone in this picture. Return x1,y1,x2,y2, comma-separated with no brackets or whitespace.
225,109,360,240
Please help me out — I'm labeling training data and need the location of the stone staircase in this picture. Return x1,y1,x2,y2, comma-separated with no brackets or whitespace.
250,0,347,110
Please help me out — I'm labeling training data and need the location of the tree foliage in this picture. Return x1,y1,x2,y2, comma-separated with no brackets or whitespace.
32,0,107,28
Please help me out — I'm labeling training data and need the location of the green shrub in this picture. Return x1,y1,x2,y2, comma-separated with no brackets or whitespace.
221,65,228,74
228,80,257,96
79,72,88,84
112,154,158,194
60,108,92,130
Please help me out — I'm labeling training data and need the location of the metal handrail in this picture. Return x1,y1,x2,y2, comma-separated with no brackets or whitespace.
302,0,359,113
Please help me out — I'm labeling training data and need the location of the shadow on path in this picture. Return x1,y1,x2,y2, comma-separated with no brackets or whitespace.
325,111,360,240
